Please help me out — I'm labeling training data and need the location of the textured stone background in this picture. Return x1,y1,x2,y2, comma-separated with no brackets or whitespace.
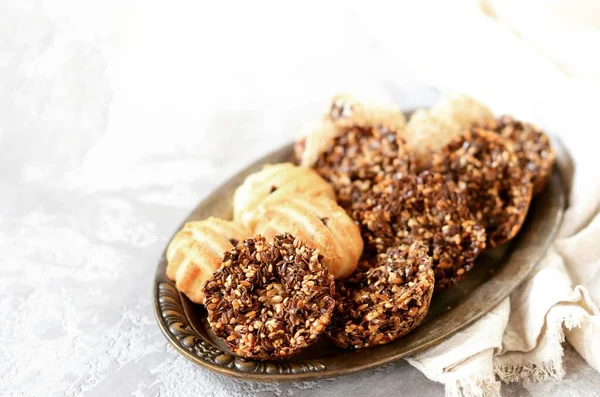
1,1,599,396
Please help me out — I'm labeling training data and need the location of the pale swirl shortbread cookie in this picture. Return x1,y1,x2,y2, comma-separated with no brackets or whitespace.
295,119,341,168
404,93,494,168
233,163,335,230
249,194,363,279
166,217,251,304
328,94,407,132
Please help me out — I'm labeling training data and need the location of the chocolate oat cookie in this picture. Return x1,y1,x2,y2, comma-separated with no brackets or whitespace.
484,116,555,195
294,95,412,211
313,124,413,211
433,128,534,248
202,234,335,360
417,172,487,288
327,243,434,349
295,95,407,168
357,172,487,289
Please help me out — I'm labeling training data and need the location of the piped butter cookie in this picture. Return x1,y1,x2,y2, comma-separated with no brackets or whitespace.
250,194,363,279
233,163,335,230
166,217,251,304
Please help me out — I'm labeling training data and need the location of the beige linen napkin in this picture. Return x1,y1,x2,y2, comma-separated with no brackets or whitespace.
406,130,600,396
407,149,600,394
408,211,600,396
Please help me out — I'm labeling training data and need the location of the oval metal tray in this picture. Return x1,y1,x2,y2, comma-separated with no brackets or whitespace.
154,141,566,382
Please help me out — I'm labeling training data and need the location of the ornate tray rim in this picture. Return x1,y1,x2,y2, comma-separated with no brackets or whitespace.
153,138,566,382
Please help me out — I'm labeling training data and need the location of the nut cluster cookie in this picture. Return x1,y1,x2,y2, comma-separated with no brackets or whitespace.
309,96,412,211
166,217,251,304
327,243,434,349
295,95,407,168
233,163,335,230
202,234,335,360
484,116,555,194
356,172,487,289
433,128,533,248
315,125,412,211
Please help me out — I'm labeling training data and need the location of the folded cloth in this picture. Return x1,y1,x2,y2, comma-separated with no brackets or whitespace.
408,227,600,397
407,300,510,396
353,1,600,395
406,121,600,396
